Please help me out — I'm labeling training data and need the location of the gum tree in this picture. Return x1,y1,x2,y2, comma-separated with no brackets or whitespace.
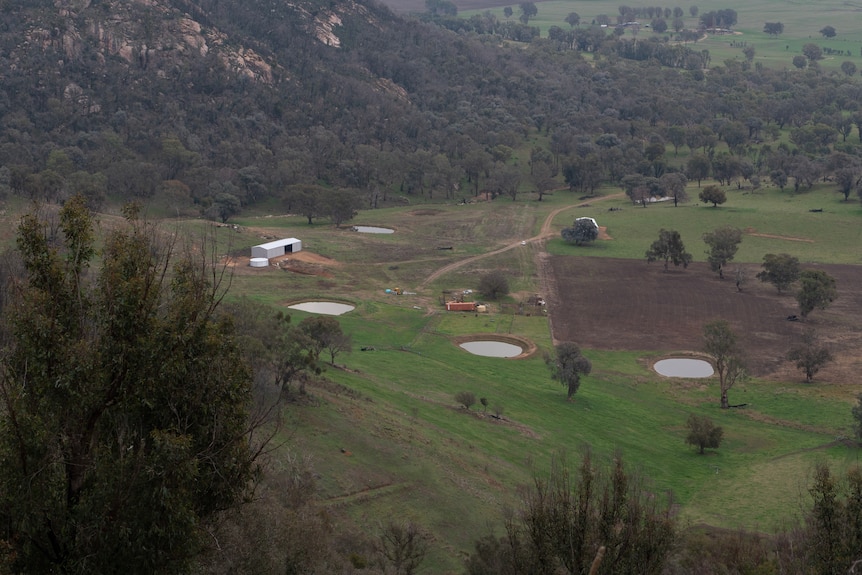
797,270,837,318
703,319,746,409
703,226,742,279
786,330,833,382
548,342,592,399
646,229,692,271
756,253,800,293
0,198,259,573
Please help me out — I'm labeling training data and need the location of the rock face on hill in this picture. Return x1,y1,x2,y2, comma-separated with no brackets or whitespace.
6,0,382,90
0,0,424,208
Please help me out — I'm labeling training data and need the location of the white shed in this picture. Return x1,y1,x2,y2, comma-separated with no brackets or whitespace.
576,217,598,229
251,238,302,259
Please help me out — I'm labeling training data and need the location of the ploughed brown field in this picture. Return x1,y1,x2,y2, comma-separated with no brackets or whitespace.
544,256,862,384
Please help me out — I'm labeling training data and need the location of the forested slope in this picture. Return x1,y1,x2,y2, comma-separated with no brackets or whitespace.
1,0,861,220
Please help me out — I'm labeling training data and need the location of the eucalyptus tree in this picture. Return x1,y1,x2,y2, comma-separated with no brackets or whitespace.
703,320,746,409
0,197,260,574
646,229,692,270
703,226,742,279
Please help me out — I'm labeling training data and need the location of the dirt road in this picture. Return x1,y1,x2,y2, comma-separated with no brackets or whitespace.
419,193,624,290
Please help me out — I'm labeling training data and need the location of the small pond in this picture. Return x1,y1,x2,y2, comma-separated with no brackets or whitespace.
287,302,355,316
654,358,714,378
354,226,394,234
459,341,524,358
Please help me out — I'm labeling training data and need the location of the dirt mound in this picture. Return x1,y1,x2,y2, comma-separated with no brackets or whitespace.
223,250,340,277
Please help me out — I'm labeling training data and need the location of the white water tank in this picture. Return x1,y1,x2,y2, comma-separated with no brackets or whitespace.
249,257,269,268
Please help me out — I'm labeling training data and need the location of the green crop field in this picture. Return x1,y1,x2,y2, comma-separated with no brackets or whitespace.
461,0,862,72
210,178,862,572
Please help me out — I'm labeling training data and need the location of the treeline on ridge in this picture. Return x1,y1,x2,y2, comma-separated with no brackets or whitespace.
1,0,862,221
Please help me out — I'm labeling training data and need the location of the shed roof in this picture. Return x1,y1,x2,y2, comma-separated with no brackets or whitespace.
254,238,300,250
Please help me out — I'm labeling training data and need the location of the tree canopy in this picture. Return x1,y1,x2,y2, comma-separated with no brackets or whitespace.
703,320,746,409
547,343,592,399
561,217,599,246
466,450,675,575
763,22,784,36
797,269,837,318
646,229,692,271
702,226,742,279
0,197,259,573
699,185,727,207
685,414,724,454
477,270,510,300
787,330,833,382
756,253,801,293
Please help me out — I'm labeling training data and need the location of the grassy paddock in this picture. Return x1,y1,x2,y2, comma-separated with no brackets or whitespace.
461,0,862,72
97,185,862,572
546,184,862,264
206,185,862,572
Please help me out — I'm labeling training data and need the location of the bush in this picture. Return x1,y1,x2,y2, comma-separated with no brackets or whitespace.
455,391,477,410
466,450,675,575
685,414,723,454
561,218,599,245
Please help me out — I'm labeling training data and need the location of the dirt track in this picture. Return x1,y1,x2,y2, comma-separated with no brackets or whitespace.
419,193,624,289
413,192,862,384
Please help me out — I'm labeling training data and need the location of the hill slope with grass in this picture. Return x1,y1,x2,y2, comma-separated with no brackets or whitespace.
216,183,862,572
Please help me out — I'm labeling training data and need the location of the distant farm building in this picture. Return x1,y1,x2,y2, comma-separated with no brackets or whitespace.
446,301,477,312
251,238,302,260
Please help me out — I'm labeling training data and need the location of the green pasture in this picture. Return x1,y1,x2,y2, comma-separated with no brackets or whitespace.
545,183,862,264
127,180,862,572
285,303,860,571
248,185,862,571
462,0,862,71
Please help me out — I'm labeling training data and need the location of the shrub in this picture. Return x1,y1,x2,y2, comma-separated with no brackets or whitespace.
455,391,477,410
685,414,723,454
477,270,509,300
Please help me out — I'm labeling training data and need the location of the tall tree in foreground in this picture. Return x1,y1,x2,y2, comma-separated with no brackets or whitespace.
702,226,742,279
547,342,592,399
0,198,259,574
377,521,430,575
646,229,692,271
465,450,676,575
702,320,746,409
793,462,862,575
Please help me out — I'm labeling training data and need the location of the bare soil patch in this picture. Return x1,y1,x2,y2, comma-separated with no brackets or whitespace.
744,227,814,243
223,250,340,277
544,257,862,383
